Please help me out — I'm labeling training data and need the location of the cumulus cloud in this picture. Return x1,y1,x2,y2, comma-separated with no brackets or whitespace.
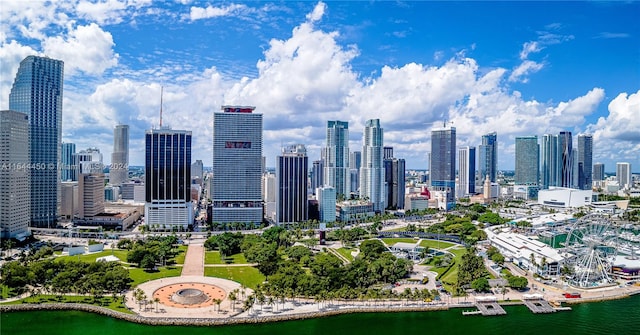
0,41,39,109
588,90,640,142
508,60,544,83
43,23,119,75
189,3,248,20
306,2,326,23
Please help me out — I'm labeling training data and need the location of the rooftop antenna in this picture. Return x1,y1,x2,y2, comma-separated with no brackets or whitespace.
159,86,163,128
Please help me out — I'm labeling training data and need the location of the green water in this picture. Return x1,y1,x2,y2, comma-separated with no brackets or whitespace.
3,295,640,335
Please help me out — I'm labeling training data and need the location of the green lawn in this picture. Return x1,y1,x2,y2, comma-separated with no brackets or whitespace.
171,245,188,264
380,238,418,246
128,266,182,286
204,266,265,289
204,251,248,264
420,239,456,250
54,250,129,263
0,294,134,314
336,247,355,261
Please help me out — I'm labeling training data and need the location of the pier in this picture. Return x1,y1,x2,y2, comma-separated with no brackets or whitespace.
522,294,556,314
462,296,506,316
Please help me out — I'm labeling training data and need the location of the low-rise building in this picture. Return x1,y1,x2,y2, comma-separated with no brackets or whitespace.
537,187,593,208
337,200,374,223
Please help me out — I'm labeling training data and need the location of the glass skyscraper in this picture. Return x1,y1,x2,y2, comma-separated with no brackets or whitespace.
479,132,497,183
430,126,456,207
541,134,560,189
145,128,192,229
276,144,308,224
360,119,384,212
559,131,573,188
324,120,350,199
212,106,263,225
9,55,64,227
593,163,605,181
515,136,539,185
61,142,76,182
457,146,476,198
577,134,593,190
110,124,129,185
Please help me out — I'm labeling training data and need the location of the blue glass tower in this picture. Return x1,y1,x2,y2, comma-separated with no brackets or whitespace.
479,132,497,183
9,56,64,227
324,121,350,199
430,126,456,207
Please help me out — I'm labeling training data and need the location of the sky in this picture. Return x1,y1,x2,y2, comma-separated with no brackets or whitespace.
1,0,639,172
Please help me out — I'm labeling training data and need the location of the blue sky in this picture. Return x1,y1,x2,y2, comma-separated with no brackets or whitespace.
1,1,638,172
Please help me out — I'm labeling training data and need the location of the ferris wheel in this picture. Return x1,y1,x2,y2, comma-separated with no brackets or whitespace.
562,213,618,288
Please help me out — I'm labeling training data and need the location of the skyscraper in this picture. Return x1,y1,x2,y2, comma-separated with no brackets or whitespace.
276,144,308,224
577,134,593,190
191,159,203,184
61,142,76,182
541,134,560,189
110,124,129,185
324,121,350,199
384,157,405,210
559,131,573,188
316,186,336,223
593,163,605,181
145,128,193,229
0,110,30,239
212,106,263,225
515,136,539,185
617,162,632,189
360,119,385,212
311,160,324,194
457,146,476,198
430,126,456,207
350,151,361,194
383,147,394,160
9,55,64,227
479,132,497,183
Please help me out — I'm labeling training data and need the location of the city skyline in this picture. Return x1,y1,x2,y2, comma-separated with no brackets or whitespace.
0,1,638,171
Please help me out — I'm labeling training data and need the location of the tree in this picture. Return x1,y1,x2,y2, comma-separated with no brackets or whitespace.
507,275,528,290
471,277,491,292
359,239,387,260
229,290,237,311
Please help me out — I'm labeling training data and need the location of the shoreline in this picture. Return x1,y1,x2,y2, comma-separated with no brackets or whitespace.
2,291,636,326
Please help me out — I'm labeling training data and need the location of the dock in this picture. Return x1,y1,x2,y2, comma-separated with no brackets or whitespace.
462,310,483,316
523,299,556,314
475,301,507,316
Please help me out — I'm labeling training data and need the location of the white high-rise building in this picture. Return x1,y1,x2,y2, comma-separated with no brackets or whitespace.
0,110,31,239
360,119,384,212
212,106,263,225
617,162,632,189
110,124,129,185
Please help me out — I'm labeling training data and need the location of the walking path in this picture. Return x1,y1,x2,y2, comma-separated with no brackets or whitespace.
181,243,204,276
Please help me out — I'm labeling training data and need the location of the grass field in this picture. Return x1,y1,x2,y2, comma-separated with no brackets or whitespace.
419,239,456,250
128,266,182,286
204,266,265,289
204,251,248,264
336,247,355,261
54,250,129,263
380,238,418,246
0,294,134,314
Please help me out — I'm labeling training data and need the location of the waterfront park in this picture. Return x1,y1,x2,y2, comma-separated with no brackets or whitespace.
2,202,640,326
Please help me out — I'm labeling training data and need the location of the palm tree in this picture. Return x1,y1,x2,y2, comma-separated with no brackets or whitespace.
154,297,160,312
529,253,537,273
228,290,237,311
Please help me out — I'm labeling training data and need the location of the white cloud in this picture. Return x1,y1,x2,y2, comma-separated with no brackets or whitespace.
508,60,544,83
189,3,248,20
43,23,119,76
0,41,40,109
306,2,326,23
519,41,543,60
588,90,640,143
76,0,153,24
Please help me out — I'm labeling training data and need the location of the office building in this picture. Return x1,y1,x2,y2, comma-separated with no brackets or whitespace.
384,157,406,210
0,110,30,239
311,160,324,194
430,126,456,208
324,120,350,199
593,163,605,182
78,172,105,218
541,134,560,189
559,131,572,188
9,55,64,227
577,134,593,190
191,159,203,185
276,144,308,224
316,186,336,223
479,132,497,182
515,136,539,185
61,142,76,182
110,124,129,185
617,162,632,189
145,128,193,229
457,146,476,198
383,147,394,160
360,119,385,212
212,106,263,225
